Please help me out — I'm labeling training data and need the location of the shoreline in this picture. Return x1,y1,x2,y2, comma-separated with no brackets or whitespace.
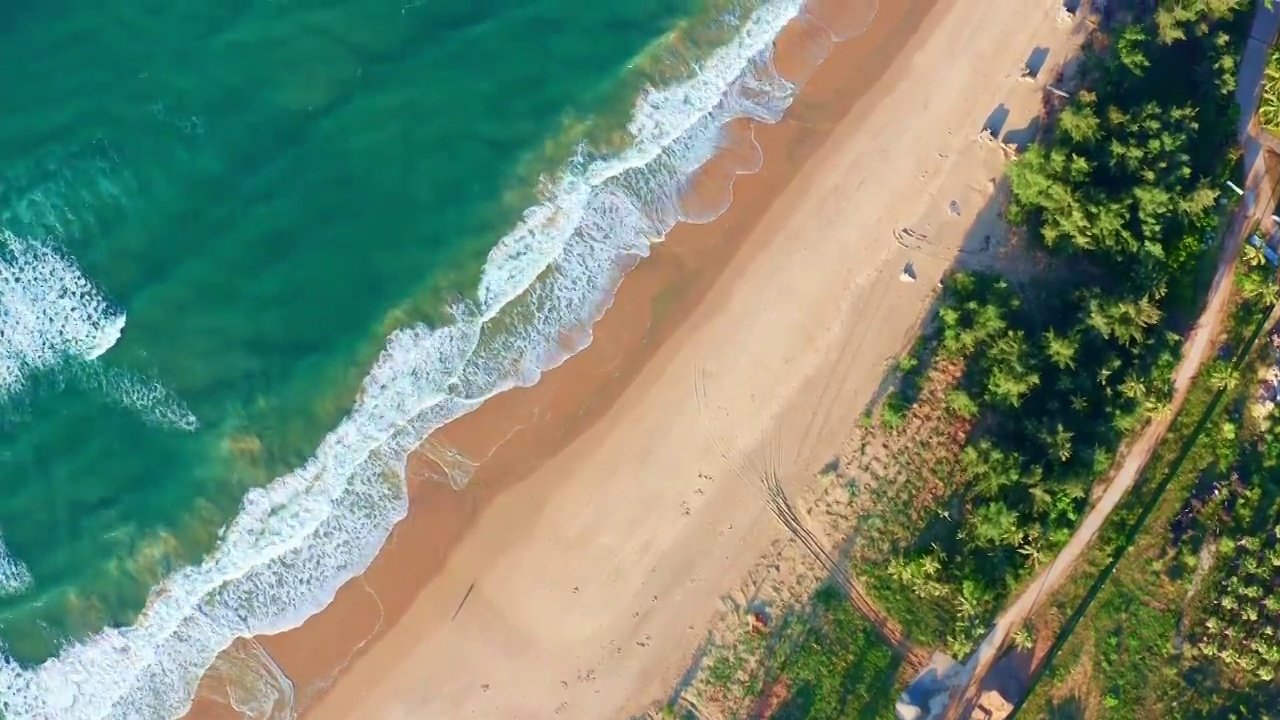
186,0,1083,717
196,1,932,714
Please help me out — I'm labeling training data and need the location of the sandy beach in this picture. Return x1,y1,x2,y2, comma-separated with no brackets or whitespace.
188,1,1082,718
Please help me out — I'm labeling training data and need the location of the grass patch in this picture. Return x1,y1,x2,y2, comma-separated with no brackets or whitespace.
683,584,908,720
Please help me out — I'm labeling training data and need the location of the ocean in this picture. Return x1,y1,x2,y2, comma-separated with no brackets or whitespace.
0,0,873,717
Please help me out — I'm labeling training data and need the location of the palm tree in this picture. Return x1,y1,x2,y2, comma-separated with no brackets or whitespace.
1058,101,1101,145
1242,241,1268,269
1017,537,1047,564
1207,360,1240,391
1239,272,1280,306
1026,480,1054,514
1087,294,1163,347
1043,327,1080,370
964,442,1022,499
984,330,1041,408
1116,25,1152,78
968,501,1025,549
1119,373,1149,403
1041,422,1075,463
1097,356,1122,388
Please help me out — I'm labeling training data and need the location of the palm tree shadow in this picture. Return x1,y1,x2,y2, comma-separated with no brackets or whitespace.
1045,694,1085,720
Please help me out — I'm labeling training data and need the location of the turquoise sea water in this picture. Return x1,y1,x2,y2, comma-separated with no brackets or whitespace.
0,0,872,716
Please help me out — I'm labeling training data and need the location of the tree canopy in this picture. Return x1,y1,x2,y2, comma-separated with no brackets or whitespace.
869,5,1248,657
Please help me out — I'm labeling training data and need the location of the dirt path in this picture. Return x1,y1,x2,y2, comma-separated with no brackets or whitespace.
936,8,1280,718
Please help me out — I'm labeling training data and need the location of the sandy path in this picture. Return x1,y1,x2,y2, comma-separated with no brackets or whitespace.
299,2,1080,719
939,7,1280,717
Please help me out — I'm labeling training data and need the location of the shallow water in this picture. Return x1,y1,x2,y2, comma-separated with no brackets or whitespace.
0,0,868,716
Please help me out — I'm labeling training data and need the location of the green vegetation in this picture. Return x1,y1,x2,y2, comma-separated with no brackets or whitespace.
677,584,905,720
1017,254,1280,720
1260,44,1280,133
666,4,1264,719
768,586,904,720
1155,0,1252,45
858,7,1246,658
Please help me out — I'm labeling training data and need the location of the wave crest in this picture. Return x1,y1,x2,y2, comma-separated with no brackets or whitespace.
0,532,33,599
0,232,126,396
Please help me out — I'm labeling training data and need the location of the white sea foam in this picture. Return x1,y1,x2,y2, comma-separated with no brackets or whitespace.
0,232,126,396
0,169,197,432
0,1,863,717
0,532,33,599
71,364,201,433
0,232,195,432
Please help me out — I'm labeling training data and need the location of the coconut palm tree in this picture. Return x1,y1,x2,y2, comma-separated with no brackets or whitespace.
1239,271,1280,306
967,501,1025,549
1043,327,1080,370
1207,360,1240,391
1040,422,1075,463
1242,241,1268,268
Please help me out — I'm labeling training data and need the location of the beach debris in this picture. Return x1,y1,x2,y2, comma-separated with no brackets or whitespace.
749,610,771,634
900,262,918,283
948,200,961,217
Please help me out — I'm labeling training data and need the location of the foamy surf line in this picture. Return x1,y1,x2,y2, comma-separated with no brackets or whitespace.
0,1,876,717
0,231,126,397
0,230,198,433
0,533,33,600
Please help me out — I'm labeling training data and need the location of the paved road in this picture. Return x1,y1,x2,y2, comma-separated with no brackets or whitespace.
935,5,1280,718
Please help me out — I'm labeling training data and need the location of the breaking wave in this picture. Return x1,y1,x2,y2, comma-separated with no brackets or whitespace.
0,533,33,600
80,365,201,433
0,232,126,398
0,0,873,717
0,231,198,433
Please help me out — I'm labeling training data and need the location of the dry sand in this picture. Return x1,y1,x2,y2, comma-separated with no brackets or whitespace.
189,1,1084,719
